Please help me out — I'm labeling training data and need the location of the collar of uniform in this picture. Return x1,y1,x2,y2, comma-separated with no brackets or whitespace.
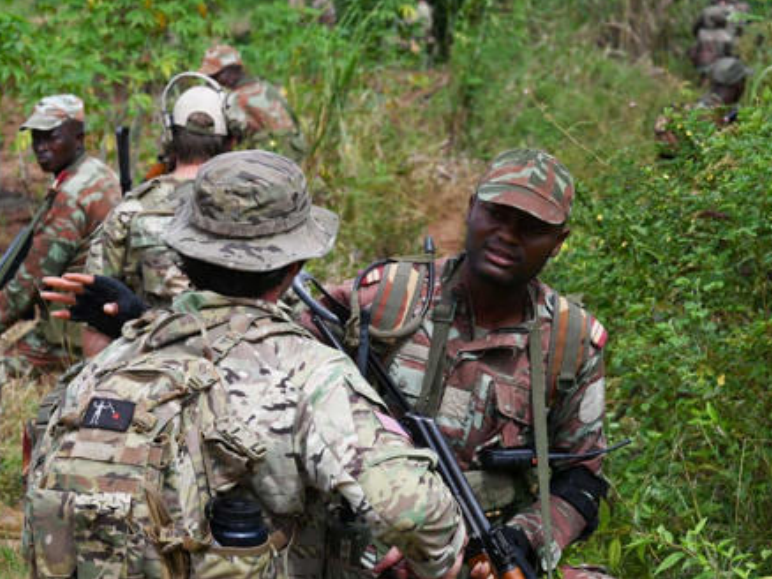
446,253,552,338
172,290,289,320
54,152,87,188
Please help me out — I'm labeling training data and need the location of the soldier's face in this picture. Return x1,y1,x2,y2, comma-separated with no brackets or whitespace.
31,122,83,174
464,197,568,288
212,65,243,89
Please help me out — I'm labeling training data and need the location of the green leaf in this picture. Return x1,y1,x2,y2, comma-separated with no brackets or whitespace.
654,552,685,576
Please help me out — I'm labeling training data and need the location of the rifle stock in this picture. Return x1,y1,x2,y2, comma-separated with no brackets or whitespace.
293,272,536,579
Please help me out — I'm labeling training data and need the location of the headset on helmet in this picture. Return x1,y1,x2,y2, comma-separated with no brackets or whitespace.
160,71,227,147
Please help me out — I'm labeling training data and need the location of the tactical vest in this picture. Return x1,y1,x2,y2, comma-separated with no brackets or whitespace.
24,309,303,578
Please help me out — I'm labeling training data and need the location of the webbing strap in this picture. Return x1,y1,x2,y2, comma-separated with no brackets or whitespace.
416,261,459,415
529,324,554,577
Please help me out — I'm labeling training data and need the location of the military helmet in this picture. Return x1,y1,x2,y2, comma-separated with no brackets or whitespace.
164,150,338,272
475,148,575,225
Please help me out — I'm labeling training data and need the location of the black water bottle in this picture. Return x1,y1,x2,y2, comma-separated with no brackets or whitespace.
208,497,269,547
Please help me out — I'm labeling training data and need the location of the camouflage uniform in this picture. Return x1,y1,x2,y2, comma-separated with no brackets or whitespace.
85,175,192,308
200,45,307,162
689,2,749,74
0,95,120,378
321,150,613,578
654,57,751,158
25,150,465,578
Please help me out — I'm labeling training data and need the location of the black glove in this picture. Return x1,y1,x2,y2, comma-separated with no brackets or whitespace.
501,525,538,571
69,275,148,338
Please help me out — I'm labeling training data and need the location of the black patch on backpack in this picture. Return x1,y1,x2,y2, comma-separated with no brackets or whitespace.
83,397,135,432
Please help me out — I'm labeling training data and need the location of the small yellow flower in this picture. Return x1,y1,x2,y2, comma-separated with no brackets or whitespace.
663,174,670,180
596,214,604,223
686,130,693,137
717,375,726,387
621,240,628,248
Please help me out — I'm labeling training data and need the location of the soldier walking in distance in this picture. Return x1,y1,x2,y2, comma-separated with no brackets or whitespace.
199,45,307,162
0,95,120,388
320,149,613,578
24,150,466,579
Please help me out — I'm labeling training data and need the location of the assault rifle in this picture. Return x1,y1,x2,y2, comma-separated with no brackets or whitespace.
0,188,57,289
293,271,537,579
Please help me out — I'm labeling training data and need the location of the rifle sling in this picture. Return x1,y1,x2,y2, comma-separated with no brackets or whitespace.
416,261,458,416
529,324,554,577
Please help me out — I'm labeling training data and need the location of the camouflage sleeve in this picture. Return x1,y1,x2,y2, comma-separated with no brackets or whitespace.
85,199,140,279
295,358,465,578
0,191,87,333
509,323,608,565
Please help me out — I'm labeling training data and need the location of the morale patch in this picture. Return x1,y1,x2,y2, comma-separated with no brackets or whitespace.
578,379,604,424
83,397,135,432
375,411,410,439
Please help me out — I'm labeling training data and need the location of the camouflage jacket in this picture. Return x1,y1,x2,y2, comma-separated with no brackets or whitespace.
225,77,307,162
30,291,464,578
0,153,120,336
86,175,191,307
324,254,608,568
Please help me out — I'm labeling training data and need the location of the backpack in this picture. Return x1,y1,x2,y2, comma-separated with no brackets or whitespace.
24,311,290,579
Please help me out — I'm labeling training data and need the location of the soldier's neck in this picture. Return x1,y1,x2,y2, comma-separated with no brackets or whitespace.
172,162,203,180
463,268,530,329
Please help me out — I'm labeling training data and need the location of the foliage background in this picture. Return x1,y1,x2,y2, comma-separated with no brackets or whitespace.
1,0,771,577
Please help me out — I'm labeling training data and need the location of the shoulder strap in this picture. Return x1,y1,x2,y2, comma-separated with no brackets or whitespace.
546,294,591,403
416,260,459,415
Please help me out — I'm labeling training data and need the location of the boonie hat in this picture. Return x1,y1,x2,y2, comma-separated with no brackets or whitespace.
21,94,85,131
710,57,752,85
173,86,228,136
475,148,575,225
199,44,243,76
164,150,339,272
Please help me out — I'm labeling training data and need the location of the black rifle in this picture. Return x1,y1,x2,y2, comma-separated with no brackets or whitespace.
0,188,57,289
115,126,132,195
293,271,537,579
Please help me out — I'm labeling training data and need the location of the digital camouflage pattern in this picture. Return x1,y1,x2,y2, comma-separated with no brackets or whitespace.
0,153,120,373
25,292,465,578
225,77,308,162
323,254,610,577
86,175,193,308
710,56,752,86
164,150,338,272
21,94,85,131
476,149,575,225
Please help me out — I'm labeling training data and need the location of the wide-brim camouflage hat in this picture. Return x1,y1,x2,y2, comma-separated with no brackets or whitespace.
199,44,243,76
164,150,338,272
475,148,575,225
21,94,84,131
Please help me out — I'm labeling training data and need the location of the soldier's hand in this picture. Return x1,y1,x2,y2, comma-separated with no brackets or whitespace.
42,274,147,338
469,560,494,579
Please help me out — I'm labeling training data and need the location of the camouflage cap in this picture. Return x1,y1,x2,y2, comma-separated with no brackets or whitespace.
475,148,575,225
710,57,752,85
173,86,228,136
199,44,243,76
164,150,339,272
21,94,85,131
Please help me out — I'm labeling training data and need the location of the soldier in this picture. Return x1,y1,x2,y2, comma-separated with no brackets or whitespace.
199,45,307,162
43,83,233,357
0,95,120,386
654,56,751,158
24,150,465,578
689,0,749,77
319,149,612,578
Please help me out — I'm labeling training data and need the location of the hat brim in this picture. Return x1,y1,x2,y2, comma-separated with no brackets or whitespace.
164,198,340,272
20,113,64,131
478,184,567,225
